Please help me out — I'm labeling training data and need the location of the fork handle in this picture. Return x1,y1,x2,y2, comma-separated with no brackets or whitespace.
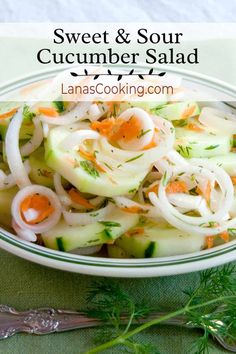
0,304,189,339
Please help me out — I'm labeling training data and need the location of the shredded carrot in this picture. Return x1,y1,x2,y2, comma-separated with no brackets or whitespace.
145,184,159,197
91,116,143,143
220,231,230,243
166,181,188,194
20,194,54,225
205,181,211,204
0,107,18,120
187,123,203,132
106,102,121,115
125,227,144,237
206,235,214,249
110,116,141,142
21,196,33,212
196,181,211,203
181,105,196,119
38,107,59,117
68,188,94,209
91,117,116,136
27,206,54,225
143,137,157,150
121,206,145,214
79,147,106,172
91,116,157,150
231,176,236,185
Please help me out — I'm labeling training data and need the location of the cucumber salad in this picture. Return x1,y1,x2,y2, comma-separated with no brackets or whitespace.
0,93,236,259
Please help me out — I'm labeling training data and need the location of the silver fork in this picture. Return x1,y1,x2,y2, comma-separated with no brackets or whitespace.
0,305,235,352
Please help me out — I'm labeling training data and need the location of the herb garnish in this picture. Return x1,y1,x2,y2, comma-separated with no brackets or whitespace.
103,162,113,171
125,154,144,163
23,105,36,121
138,129,152,138
205,145,219,150
176,144,192,158
53,100,66,113
128,188,137,194
98,221,121,227
162,171,168,186
82,265,236,354
80,161,100,178
228,228,236,237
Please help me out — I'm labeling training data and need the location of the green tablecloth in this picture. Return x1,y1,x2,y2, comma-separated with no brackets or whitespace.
0,36,235,354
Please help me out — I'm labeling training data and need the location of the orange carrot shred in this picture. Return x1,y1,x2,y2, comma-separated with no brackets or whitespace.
68,188,94,209
125,228,144,237
0,107,18,120
220,231,229,243
231,176,236,185
143,138,157,150
90,117,116,136
206,236,214,249
187,123,203,132
196,181,211,203
145,184,159,197
181,105,196,119
121,206,145,214
38,107,59,117
79,147,106,172
166,181,188,194
20,194,54,225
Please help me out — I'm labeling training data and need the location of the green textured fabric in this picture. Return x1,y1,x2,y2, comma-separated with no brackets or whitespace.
0,37,235,354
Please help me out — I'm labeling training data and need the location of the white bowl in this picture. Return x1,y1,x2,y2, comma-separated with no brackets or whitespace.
0,65,236,277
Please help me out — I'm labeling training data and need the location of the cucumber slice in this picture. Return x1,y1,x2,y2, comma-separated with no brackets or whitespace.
42,209,139,251
230,187,236,217
0,187,18,228
208,153,236,176
155,101,200,121
45,127,148,197
107,244,129,258
116,225,205,258
0,120,34,140
0,102,35,141
29,147,54,187
175,128,232,158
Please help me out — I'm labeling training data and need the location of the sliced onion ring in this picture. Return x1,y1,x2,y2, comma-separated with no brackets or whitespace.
99,116,174,166
5,108,31,188
39,102,91,125
60,130,100,151
20,117,44,156
117,107,154,150
12,219,37,242
199,107,236,133
53,173,105,210
149,160,235,235
62,202,114,226
113,196,161,218
12,185,62,233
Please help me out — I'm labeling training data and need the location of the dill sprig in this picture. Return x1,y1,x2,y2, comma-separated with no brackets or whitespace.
82,264,236,354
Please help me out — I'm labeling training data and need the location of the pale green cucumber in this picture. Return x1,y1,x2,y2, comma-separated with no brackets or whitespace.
29,147,54,187
155,101,200,121
208,153,236,176
107,244,129,258
45,127,148,197
116,226,205,258
42,209,139,251
0,187,18,228
175,128,232,158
